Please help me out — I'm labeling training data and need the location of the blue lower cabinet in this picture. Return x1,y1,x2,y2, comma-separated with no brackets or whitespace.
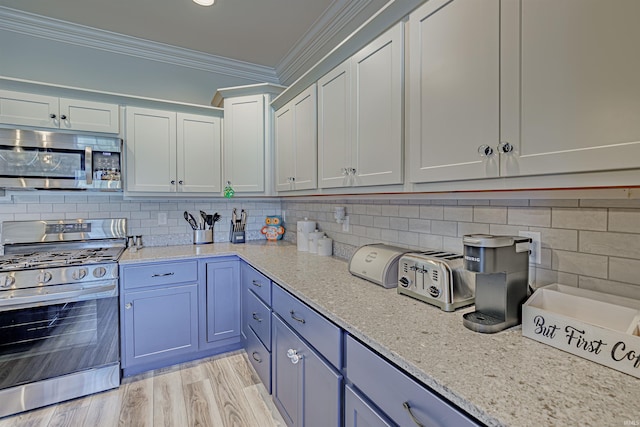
122,283,198,370
272,313,342,427
246,326,272,393
346,335,480,427
204,260,240,344
344,385,393,427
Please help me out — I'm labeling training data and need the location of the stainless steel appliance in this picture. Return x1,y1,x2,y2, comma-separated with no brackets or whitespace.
0,128,122,190
397,250,475,312
0,218,127,417
349,243,411,288
461,234,531,333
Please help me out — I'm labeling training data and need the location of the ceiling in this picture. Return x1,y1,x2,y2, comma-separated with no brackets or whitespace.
0,0,387,80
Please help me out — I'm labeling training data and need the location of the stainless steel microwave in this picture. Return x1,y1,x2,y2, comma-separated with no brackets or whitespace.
0,128,122,191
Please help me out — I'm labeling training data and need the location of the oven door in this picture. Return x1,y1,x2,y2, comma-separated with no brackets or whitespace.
0,280,119,392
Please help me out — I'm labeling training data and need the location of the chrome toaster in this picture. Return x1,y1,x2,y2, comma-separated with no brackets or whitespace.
398,250,475,312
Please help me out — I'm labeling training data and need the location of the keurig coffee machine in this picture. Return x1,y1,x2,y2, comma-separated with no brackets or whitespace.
462,234,532,333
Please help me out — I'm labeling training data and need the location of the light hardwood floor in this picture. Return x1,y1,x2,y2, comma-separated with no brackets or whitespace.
0,351,286,427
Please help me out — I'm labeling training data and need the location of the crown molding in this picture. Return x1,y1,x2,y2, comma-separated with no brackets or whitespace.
275,0,374,85
0,6,279,84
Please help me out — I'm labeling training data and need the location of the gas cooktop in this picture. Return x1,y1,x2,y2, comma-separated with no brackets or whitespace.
0,247,125,272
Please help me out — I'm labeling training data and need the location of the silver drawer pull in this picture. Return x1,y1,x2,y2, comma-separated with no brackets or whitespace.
152,272,175,277
252,312,262,322
290,310,305,324
403,401,425,427
252,279,262,287
252,352,262,363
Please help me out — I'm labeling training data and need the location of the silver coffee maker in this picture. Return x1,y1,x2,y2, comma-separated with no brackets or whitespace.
462,234,531,333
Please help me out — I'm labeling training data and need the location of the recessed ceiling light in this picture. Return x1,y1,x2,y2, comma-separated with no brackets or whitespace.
193,0,215,5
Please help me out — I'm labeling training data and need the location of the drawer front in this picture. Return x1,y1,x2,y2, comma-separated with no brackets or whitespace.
344,384,393,427
272,284,342,369
246,289,272,350
122,261,198,289
246,327,271,393
241,262,271,304
346,335,479,427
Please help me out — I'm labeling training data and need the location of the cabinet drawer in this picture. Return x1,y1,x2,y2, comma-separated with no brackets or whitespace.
122,261,198,289
246,327,271,394
272,284,342,369
241,262,271,304
346,335,479,427
246,289,272,350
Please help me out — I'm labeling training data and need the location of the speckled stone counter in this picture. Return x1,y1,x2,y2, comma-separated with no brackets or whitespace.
120,242,639,427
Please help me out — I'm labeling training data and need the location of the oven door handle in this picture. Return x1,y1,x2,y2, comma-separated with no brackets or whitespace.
0,281,117,312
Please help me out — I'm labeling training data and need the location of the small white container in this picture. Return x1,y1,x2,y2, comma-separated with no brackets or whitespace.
297,219,316,251
308,230,324,254
317,236,333,256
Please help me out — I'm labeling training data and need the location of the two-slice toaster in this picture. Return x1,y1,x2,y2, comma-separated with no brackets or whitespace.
397,250,475,312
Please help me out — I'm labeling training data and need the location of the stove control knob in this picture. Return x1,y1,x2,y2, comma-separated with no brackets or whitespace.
37,271,53,283
93,267,107,278
399,276,411,288
72,268,88,281
0,275,15,288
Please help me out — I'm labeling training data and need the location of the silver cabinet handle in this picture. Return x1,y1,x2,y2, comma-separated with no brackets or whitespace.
252,351,262,363
251,280,262,287
152,272,175,277
477,144,494,157
252,312,262,322
290,310,305,324
403,402,425,427
125,302,132,309
498,141,514,154
287,348,302,364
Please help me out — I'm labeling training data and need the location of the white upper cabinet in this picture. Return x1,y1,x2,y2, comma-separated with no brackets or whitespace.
0,89,119,134
275,84,318,192
409,0,640,184
408,0,500,183
500,0,640,177
318,22,404,189
125,107,220,194
223,94,266,193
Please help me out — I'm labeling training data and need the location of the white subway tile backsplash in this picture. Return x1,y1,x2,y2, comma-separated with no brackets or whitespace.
419,205,444,220
457,222,489,237
529,227,578,251
507,207,551,227
608,209,640,233
580,231,640,259
552,208,607,231
431,220,457,237
381,205,399,217
373,216,390,229
419,234,443,250
552,250,608,278
389,217,409,231
579,276,640,300
408,218,430,233
398,205,420,218
474,206,507,224
444,206,473,222
609,257,640,286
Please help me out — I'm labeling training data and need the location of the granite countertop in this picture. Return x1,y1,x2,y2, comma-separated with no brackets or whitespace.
120,242,639,427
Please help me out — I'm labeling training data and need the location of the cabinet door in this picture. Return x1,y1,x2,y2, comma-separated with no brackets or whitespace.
205,260,240,343
352,22,404,187
318,60,352,189
291,85,318,191
272,314,342,427
275,103,295,191
500,0,640,177
59,98,119,134
223,94,265,192
0,90,58,128
345,384,393,427
125,107,176,192
122,284,198,368
177,113,221,193
408,0,500,183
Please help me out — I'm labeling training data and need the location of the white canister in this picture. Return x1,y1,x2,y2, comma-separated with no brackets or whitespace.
296,219,316,251
308,230,324,254
317,236,333,256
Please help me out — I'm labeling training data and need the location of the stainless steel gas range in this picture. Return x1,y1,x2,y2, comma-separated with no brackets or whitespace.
0,218,127,418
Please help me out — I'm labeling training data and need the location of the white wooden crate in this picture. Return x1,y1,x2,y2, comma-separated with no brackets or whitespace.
522,284,640,379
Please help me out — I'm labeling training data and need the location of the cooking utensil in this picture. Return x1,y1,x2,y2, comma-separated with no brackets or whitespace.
183,211,198,230
199,210,208,229
240,209,247,230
